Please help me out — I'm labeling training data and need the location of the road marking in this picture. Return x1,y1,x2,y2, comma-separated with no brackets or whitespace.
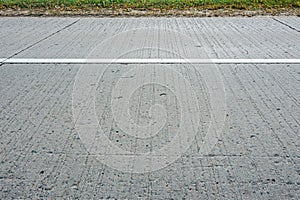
1,58,300,64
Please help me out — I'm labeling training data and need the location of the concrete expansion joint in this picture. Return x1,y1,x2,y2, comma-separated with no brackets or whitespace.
272,17,300,33
0,19,80,67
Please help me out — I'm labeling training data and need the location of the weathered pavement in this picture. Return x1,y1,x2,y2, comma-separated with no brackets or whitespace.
0,17,299,199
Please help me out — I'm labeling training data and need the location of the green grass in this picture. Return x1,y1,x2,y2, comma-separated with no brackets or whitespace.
0,0,300,10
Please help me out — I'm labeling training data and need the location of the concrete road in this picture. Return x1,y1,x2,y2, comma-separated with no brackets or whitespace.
0,17,299,199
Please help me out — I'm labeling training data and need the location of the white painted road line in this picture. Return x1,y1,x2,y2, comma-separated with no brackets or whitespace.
1,58,300,64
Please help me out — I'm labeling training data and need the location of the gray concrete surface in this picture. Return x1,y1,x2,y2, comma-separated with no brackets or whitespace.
0,17,299,199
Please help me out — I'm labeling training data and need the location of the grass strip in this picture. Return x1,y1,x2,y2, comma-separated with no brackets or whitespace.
1,0,300,10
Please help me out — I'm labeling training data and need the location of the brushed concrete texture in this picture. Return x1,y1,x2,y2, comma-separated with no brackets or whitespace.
0,17,299,199
0,17,300,59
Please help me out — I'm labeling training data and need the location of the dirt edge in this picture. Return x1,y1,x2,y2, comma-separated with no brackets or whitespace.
1,8,299,17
